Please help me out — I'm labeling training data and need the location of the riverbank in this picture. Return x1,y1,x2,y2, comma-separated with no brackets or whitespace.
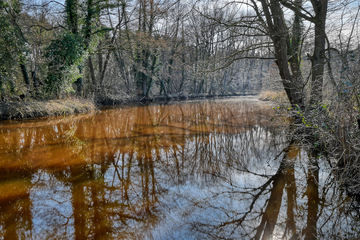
98,92,257,105
0,93,258,120
0,98,96,120
258,90,289,103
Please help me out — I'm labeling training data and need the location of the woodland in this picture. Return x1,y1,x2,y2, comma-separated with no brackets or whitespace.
1,0,272,102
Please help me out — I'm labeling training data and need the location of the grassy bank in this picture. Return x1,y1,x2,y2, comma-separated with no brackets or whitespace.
0,94,257,120
0,98,96,120
258,90,289,103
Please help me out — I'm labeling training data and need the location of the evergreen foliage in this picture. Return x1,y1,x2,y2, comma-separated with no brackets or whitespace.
0,0,25,98
45,32,84,96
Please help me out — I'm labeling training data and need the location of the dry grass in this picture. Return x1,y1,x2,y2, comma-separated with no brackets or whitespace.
258,91,289,103
0,98,96,120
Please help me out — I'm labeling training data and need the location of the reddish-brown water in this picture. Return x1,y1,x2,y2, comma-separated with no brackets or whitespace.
0,97,358,239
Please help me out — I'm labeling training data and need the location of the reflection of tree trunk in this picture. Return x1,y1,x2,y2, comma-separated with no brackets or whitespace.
304,154,319,240
149,153,156,203
124,151,133,201
71,171,87,240
0,173,33,240
284,145,298,238
254,168,286,240
255,144,300,240
91,168,104,239
284,163,297,237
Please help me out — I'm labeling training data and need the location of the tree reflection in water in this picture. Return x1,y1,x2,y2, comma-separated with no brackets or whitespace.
181,144,360,240
0,97,358,239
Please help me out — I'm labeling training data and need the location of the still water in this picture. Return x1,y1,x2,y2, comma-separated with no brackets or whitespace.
0,97,359,240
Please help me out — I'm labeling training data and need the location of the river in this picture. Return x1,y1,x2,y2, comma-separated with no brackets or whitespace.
0,97,358,239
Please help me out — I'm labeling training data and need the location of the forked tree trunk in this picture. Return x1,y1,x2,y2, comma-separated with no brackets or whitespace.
256,0,304,109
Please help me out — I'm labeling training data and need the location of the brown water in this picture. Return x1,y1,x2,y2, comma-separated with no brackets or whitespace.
0,97,358,240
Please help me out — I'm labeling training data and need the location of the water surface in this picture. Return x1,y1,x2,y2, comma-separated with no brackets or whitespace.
0,97,359,239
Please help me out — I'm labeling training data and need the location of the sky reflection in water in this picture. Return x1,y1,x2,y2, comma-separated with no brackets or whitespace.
0,97,359,239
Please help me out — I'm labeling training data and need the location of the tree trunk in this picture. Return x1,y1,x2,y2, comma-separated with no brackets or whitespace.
20,63,30,95
257,0,304,109
31,68,39,97
88,57,97,97
309,0,328,104
75,65,84,97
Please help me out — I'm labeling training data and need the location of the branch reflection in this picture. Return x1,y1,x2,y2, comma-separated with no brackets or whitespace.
0,98,358,239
